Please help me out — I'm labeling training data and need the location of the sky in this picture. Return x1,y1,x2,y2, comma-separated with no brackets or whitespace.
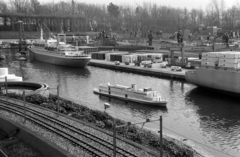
38,0,238,10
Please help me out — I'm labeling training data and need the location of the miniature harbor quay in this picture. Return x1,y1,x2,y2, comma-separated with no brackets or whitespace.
88,59,186,80
88,43,238,81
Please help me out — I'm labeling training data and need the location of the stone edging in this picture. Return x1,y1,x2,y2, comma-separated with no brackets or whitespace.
58,96,214,157
1,96,160,157
0,149,8,157
0,114,73,157
0,96,214,157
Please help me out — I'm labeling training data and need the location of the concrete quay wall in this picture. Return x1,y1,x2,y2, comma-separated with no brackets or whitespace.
0,114,72,157
88,59,186,80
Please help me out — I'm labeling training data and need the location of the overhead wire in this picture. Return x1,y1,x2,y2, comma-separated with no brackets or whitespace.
151,121,237,157
0,83,237,157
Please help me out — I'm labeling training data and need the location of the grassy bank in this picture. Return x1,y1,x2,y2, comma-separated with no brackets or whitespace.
4,93,194,157
0,129,44,157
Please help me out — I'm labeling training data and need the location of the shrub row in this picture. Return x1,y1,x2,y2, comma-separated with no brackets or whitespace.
4,93,193,157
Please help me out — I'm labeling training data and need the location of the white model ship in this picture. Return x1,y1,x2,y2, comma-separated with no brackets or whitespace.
93,83,167,106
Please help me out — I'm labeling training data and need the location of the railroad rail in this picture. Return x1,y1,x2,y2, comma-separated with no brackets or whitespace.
0,98,141,157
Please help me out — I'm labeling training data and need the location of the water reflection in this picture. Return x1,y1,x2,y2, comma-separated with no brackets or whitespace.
168,79,186,96
186,87,240,124
185,87,240,154
31,60,91,78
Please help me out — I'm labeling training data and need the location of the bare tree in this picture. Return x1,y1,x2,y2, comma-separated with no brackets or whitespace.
4,0,240,33
30,0,41,15
210,0,221,26
190,9,198,31
9,0,31,14
0,0,8,13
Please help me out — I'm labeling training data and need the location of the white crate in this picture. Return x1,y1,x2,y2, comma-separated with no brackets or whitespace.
201,61,217,66
202,52,220,58
219,58,240,64
122,55,135,63
201,57,219,62
218,62,240,68
218,52,240,59
214,43,227,48
106,53,111,61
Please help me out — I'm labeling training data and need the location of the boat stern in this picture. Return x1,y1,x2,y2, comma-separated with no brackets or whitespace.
93,88,99,94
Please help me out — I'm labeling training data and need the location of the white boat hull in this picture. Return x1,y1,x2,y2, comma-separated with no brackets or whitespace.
93,88,167,107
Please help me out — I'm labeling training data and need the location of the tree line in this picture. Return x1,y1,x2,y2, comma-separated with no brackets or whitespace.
0,0,239,33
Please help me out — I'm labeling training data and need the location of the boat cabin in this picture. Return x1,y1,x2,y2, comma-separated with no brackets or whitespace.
143,88,152,92
98,83,163,102
46,39,57,47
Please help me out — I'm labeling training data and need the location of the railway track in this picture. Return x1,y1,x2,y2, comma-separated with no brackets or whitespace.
0,98,140,157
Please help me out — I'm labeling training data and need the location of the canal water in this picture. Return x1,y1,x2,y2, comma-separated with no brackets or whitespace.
1,49,240,157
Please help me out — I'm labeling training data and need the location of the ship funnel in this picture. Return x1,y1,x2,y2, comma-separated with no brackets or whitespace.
131,84,137,91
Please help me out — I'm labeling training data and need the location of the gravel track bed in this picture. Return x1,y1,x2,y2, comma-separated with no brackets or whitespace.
26,112,113,157
0,98,156,157
0,110,92,157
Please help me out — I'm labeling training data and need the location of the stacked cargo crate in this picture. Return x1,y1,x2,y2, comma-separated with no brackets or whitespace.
135,53,163,62
175,57,187,66
97,52,106,60
91,52,108,60
149,53,163,62
91,52,98,59
122,55,137,64
91,51,163,64
218,52,240,69
166,56,179,64
201,52,221,67
105,52,129,62
201,52,240,69
78,46,98,54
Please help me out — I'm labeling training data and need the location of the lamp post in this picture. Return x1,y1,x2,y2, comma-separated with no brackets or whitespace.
18,20,23,52
103,103,115,156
